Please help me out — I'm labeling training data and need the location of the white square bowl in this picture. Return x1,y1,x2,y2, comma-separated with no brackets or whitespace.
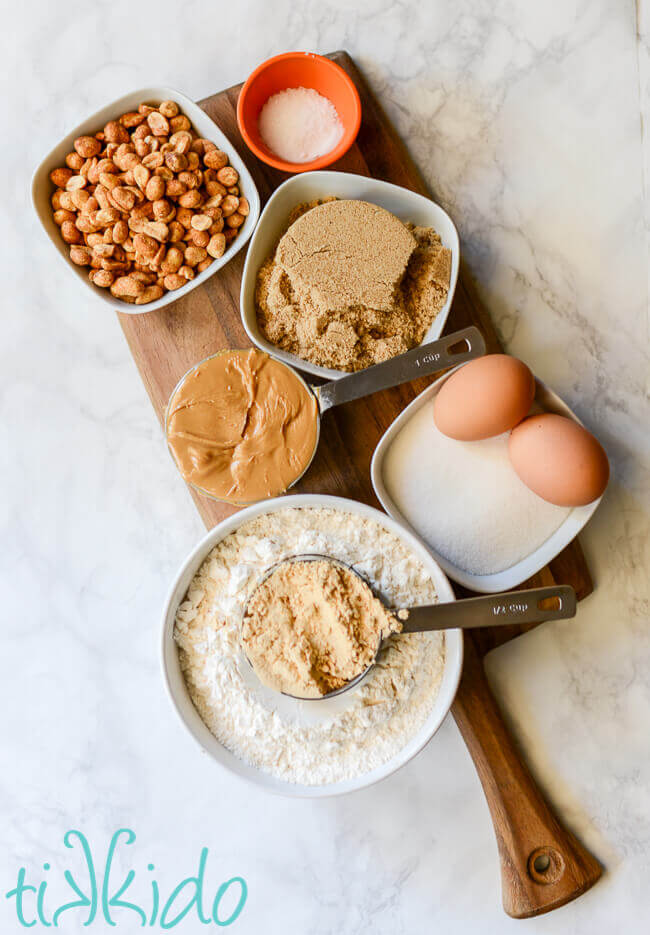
240,170,460,380
32,86,260,315
371,368,603,593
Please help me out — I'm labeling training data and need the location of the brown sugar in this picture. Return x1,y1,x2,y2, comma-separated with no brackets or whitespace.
276,199,415,313
255,198,452,372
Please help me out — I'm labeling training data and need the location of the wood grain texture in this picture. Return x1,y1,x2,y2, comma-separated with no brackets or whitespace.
117,52,601,916
454,638,602,917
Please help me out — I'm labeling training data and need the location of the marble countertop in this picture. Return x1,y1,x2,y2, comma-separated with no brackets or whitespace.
1,0,649,931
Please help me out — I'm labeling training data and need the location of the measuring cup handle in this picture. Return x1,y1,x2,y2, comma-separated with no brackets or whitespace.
400,586,577,632
316,326,486,412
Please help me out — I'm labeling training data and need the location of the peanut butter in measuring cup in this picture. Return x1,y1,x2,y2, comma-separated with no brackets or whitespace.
165,348,319,505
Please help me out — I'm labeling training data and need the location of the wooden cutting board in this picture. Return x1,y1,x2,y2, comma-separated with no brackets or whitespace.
118,52,602,918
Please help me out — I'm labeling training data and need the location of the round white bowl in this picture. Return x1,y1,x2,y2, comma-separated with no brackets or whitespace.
32,86,260,315
160,494,463,797
240,171,460,380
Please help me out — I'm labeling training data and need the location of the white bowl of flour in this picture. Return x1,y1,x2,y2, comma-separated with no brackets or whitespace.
161,495,462,797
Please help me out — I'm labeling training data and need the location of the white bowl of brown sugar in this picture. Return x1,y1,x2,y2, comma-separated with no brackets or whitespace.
240,171,460,380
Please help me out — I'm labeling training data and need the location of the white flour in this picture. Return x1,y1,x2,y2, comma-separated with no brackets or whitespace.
174,507,445,786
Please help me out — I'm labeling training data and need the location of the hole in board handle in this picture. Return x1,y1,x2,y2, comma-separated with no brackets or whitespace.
527,847,564,885
538,596,561,612
446,337,471,356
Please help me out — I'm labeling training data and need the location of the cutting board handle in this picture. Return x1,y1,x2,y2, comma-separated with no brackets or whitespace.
452,637,602,918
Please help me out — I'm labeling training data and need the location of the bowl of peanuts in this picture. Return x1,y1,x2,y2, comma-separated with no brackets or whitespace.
32,87,260,312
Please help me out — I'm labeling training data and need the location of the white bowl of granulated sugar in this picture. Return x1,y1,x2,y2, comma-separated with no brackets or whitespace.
160,494,463,798
371,370,604,592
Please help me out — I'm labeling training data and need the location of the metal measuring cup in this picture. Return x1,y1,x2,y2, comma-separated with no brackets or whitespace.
165,325,486,505
241,553,577,701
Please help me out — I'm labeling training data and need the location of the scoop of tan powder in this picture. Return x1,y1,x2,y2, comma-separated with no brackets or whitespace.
241,559,401,698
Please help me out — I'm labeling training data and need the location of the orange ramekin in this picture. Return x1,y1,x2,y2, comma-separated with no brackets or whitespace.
237,52,362,173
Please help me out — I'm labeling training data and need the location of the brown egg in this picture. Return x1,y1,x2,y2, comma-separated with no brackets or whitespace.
433,354,535,440
508,413,609,506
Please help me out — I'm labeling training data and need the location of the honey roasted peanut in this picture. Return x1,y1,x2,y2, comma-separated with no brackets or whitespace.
74,136,102,158
163,273,186,290
184,245,207,267
187,229,210,248
104,121,130,144
207,233,226,258
60,220,83,244
53,209,76,226
50,167,73,188
66,152,85,171
226,212,245,229
169,115,191,133
159,100,179,118
145,176,166,201
141,221,169,242
111,275,145,297
89,269,115,288
69,245,93,266
49,101,245,304
190,214,212,231
204,149,229,170
216,166,238,187
136,284,164,305
220,195,239,217
161,246,184,274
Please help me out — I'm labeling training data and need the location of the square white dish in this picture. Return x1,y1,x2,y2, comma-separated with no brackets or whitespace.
32,86,260,315
240,170,460,380
371,368,603,593
160,494,463,798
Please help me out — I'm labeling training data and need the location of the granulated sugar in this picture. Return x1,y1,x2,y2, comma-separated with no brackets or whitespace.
382,400,571,575
258,87,344,163
174,507,445,786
